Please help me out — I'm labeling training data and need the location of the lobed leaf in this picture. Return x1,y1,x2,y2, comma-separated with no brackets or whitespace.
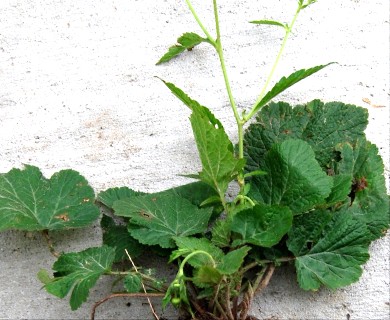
113,193,212,248
0,165,99,231
44,246,115,310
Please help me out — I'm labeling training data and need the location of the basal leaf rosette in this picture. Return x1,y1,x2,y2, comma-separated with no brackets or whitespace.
0,165,100,231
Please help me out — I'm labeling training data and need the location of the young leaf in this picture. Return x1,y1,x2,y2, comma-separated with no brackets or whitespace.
250,20,287,30
171,237,224,268
44,246,115,310
157,32,210,64
113,193,212,248
231,203,293,248
250,63,335,116
124,273,142,293
101,215,144,262
193,265,222,288
0,165,99,231
336,139,390,239
98,187,145,209
248,139,333,214
190,111,246,197
290,211,371,290
211,219,232,248
217,246,250,275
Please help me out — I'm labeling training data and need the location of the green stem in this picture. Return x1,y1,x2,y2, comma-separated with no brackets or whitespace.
212,0,246,193
185,0,216,44
179,250,216,275
244,4,303,122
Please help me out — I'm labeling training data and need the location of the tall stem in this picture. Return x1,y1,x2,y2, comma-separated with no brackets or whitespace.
212,0,246,191
244,5,302,122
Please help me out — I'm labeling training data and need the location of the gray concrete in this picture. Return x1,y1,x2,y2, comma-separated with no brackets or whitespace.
0,0,389,319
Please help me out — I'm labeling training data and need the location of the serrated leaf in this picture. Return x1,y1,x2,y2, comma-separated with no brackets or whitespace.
0,165,99,231
231,203,293,247
98,187,145,209
190,111,246,196
101,215,144,262
325,174,352,206
157,32,210,64
286,209,333,256
248,139,333,213
336,139,390,239
160,80,223,129
217,246,250,275
211,219,232,248
251,63,334,115
250,19,287,29
292,211,371,290
44,246,115,310
171,237,224,268
244,101,368,171
113,194,212,248
124,273,142,293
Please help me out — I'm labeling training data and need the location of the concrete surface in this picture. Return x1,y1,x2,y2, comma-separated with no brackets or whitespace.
0,0,389,319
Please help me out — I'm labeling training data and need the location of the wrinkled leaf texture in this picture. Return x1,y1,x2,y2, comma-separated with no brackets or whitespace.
0,165,99,231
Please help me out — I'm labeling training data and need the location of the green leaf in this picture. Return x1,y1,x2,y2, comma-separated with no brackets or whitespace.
291,211,371,290
231,203,293,247
190,111,246,196
113,193,212,248
244,101,368,171
251,63,334,115
0,165,99,231
250,20,287,29
37,269,54,285
171,237,224,268
44,246,115,310
101,215,144,262
217,246,250,275
211,219,232,248
193,265,222,288
160,80,223,129
337,139,390,239
157,32,210,64
124,273,142,293
98,187,145,209
301,100,368,168
286,209,333,256
248,139,333,213
157,181,219,208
